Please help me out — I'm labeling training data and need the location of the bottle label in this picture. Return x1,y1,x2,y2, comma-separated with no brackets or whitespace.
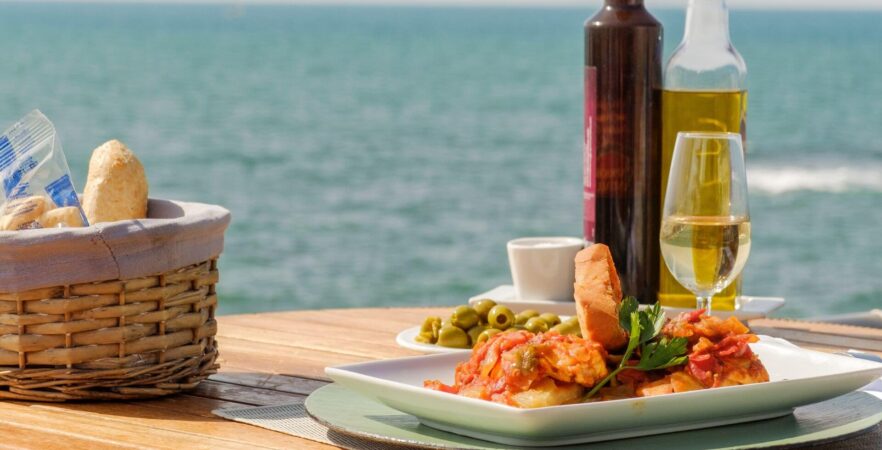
583,66,597,241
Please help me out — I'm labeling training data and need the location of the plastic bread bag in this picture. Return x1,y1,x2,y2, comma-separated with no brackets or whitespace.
0,110,88,230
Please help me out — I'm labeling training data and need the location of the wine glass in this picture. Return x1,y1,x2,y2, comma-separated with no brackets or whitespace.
660,132,750,315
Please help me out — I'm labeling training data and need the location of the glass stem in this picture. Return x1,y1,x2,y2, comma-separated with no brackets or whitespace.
696,295,713,315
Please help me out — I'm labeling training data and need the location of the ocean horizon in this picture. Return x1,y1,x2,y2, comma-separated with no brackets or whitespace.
1,3,879,318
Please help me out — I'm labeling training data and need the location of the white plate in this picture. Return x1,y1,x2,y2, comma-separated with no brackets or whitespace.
397,315,573,354
469,285,786,320
326,336,882,447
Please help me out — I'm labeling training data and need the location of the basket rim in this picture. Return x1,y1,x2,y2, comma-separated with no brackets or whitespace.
0,199,231,293
0,198,229,240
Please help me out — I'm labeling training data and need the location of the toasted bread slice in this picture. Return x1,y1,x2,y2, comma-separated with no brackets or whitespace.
573,243,627,350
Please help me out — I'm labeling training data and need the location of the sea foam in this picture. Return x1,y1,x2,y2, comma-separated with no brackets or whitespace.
748,165,882,195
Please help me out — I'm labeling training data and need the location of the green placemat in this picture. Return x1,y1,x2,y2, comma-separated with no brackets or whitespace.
213,383,882,449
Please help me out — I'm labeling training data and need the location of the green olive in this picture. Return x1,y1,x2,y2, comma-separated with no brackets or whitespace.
524,317,549,334
539,313,561,327
467,324,487,346
515,309,540,325
487,305,515,330
415,317,442,344
472,299,497,322
561,317,584,337
476,328,502,345
414,332,434,344
550,322,580,336
432,319,444,340
437,325,470,348
419,316,442,334
450,305,480,330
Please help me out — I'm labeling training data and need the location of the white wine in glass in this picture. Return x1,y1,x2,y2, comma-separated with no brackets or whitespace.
660,215,750,301
660,132,750,315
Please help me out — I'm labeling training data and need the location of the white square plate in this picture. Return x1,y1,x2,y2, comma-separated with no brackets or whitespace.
326,336,882,447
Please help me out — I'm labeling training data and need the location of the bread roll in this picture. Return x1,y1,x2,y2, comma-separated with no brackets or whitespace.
82,140,148,224
0,196,49,231
39,206,85,228
573,243,628,350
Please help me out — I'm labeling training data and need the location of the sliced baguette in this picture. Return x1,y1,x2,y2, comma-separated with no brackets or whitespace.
573,243,627,350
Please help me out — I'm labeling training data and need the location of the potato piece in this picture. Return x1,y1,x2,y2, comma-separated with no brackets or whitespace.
636,377,675,397
0,196,48,231
81,139,148,224
510,378,584,408
39,206,85,228
670,370,705,393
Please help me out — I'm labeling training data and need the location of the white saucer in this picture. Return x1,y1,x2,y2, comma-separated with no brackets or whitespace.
467,285,786,321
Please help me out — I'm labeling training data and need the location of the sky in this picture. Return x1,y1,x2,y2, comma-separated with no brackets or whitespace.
19,0,882,10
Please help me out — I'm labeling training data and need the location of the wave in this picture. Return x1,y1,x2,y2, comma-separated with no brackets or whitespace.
747,164,882,195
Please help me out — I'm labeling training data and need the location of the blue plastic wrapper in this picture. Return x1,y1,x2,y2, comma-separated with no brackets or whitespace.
0,110,88,230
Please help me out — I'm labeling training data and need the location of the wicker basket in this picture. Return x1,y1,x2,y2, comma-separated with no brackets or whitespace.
0,199,230,401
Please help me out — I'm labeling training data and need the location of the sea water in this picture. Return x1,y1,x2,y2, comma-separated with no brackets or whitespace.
0,4,878,317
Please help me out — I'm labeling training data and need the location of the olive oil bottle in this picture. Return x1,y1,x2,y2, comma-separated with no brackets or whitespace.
660,0,747,310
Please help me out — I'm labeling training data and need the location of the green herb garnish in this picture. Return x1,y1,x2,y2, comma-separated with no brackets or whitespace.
584,297,689,399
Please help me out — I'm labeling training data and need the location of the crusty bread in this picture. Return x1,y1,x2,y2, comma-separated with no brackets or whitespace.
573,243,627,350
0,196,48,231
39,206,85,228
81,140,148,224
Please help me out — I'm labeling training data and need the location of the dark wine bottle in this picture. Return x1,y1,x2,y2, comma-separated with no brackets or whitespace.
584,0,662,303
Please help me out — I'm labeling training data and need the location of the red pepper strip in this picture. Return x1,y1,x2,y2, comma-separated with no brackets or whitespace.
684,309,706,323
688,353,717,386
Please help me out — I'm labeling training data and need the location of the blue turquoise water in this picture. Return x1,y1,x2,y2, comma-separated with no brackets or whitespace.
0,4,879,317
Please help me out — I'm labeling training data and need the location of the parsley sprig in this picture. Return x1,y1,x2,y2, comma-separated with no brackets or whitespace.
584,298,689,399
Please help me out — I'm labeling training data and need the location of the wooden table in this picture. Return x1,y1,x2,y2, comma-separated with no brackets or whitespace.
0,307,878,449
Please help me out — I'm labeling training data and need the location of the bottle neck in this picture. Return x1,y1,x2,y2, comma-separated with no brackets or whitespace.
606,0,644,6
683,0,732,47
